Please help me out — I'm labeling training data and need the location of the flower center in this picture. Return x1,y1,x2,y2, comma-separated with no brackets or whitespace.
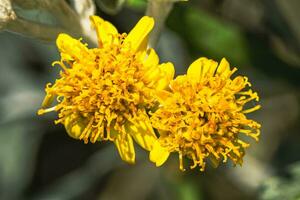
151,73,261,171
46,34,155,143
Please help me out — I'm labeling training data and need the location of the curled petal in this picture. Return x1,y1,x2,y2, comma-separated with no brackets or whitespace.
90,15,119,47
56,33,88,61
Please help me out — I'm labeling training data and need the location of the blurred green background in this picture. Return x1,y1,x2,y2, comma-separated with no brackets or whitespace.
0,0,300,199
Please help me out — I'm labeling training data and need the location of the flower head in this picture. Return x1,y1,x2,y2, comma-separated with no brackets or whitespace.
38,16,174,164
150,57,261,171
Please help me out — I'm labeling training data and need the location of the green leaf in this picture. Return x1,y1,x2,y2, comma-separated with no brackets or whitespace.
168,6,250,64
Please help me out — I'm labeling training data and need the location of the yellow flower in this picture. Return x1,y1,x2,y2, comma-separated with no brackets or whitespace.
38,16,175,164
150,57,261,171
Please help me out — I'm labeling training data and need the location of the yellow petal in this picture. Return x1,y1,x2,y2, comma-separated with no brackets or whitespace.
64,114,88,139
155,90,172,104
170,75,187,91
216,58,230,76
123,16,154,52
206,59,218,76
56,33,88,61
149,141,170,167
187,57,218,81
156,62,175,90
143,48,159,68
187,57,205,80
114,132,135,164
125,120,157,151
90,15,118,47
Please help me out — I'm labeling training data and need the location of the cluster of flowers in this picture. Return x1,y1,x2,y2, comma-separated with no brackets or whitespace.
38,16,261,171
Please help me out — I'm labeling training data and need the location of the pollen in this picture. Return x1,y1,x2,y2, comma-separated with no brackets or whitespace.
38,16,175,164
150,57,261,171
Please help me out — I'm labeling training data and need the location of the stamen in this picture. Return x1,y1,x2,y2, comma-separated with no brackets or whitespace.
52,61,69,72
79,117,94,140
41,94,55,108
179,152,185,171
37,106,57,115
242,105,261,113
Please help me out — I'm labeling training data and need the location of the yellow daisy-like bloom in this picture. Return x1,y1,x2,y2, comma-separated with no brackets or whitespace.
150,57,261,171
38,16,174,164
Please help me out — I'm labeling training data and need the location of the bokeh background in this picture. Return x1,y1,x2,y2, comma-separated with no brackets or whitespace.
1,0,300,199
